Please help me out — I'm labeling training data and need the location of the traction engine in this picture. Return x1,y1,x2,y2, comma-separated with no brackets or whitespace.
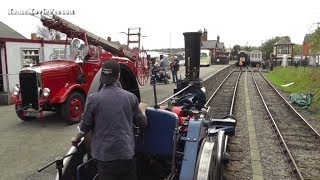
39,32,236,180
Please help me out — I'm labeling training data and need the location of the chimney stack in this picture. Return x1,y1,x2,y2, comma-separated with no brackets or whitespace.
55,34,61,41
217,35,220,43
202,28,208,41
31,33,38,40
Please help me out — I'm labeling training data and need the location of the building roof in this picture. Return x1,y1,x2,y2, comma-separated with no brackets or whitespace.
202,40,217,49
274,38,293,45
303,34,311,43
0,21,26,39
217,42,225,49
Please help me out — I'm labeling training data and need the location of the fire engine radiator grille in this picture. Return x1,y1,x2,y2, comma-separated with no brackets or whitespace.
19,72,39,110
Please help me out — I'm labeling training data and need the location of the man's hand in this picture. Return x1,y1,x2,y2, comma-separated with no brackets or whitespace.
139,102,148,113
71,133,84,146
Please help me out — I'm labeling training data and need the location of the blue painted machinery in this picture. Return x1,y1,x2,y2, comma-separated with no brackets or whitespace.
38,32,237,180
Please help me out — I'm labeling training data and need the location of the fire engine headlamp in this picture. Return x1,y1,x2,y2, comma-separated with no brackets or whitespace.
13,86,20,96
42,88,50,97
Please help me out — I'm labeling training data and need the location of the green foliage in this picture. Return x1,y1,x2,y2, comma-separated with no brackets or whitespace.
293,44,302,56
260,36,291,58
244,45,251,51
267,67,320,116
231,45,241,57
310,27,320,54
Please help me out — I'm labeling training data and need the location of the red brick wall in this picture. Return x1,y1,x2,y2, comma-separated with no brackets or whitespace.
302,42,310,56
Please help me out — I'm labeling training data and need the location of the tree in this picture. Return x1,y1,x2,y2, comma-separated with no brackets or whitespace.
293,44,302,56
231,45,241,57
36,25,64,40
310,27,320,54
260,36,291,58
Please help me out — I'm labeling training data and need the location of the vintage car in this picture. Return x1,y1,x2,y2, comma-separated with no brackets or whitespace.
12,39,141,124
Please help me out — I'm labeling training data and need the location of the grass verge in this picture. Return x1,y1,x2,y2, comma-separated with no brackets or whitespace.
266,66,320,117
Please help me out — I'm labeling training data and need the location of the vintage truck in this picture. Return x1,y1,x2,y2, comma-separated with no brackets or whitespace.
12,16,149,124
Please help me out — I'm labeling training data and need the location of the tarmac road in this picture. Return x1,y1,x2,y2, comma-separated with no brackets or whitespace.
0,64,229,180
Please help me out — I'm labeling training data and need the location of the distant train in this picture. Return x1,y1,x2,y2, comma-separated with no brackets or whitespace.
237,51,250,67
249,50,263,66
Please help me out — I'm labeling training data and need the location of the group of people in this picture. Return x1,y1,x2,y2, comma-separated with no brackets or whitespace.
151,56,180,84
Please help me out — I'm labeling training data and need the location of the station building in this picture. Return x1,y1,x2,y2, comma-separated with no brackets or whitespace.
200,28,225,64
0,21,70,104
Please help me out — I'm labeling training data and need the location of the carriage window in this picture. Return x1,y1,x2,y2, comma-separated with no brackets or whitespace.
22,49,40,67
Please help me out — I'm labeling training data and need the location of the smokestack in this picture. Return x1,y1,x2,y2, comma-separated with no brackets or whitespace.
183,32,202,81
217,35,220,43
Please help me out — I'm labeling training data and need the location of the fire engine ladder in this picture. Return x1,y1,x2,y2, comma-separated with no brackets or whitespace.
40,15,138,61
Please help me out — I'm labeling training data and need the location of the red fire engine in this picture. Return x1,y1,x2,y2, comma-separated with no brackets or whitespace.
12,15,150,124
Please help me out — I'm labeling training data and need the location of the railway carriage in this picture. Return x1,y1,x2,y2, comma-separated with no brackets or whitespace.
249,50,263,67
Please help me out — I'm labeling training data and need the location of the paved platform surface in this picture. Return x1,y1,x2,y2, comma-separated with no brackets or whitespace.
0,64,230,179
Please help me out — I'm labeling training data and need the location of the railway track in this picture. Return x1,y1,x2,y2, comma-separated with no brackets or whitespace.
203,69,253,179
252,70,320,179
205,69,241,118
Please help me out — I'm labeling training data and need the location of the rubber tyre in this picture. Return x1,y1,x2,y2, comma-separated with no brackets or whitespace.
15,104,35,121
61,92,85,125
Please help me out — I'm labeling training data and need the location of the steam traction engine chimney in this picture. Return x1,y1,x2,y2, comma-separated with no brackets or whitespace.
183,32,202,82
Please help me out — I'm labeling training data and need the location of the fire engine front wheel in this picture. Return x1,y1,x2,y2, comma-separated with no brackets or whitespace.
61,92,85,125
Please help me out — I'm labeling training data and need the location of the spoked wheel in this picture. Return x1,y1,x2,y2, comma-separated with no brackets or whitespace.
61,92,85,124
136,50,150,86
195,131,228,180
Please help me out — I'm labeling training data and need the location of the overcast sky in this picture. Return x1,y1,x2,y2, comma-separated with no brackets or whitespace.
1,0,319,49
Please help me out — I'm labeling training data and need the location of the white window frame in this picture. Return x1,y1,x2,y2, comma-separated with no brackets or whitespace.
21,48,40,67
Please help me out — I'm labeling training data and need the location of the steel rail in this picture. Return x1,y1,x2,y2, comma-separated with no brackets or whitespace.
204,68,237,107
251,70,304,180
229,70,241,115
259,71,320,138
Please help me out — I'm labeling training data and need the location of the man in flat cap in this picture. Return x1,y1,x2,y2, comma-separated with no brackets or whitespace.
71,60,148,180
